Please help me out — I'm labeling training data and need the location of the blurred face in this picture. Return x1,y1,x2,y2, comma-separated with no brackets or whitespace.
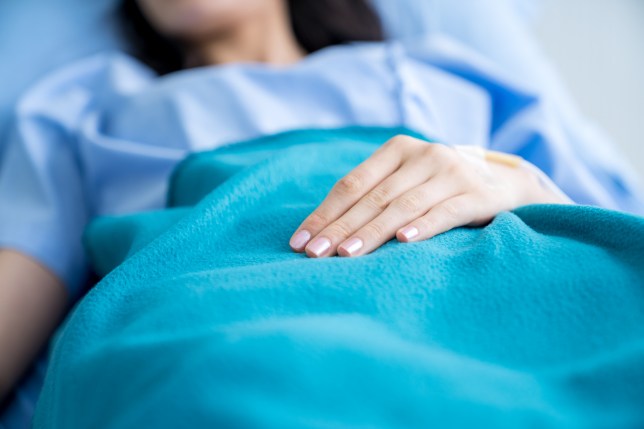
137,0,274,42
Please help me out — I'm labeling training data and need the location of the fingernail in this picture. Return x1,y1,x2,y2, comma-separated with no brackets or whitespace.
399,226,419,241
307,237,331,258
290,230,311,250
338,237,363,257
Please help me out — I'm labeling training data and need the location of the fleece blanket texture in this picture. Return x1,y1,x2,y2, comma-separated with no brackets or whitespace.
34,127,644,428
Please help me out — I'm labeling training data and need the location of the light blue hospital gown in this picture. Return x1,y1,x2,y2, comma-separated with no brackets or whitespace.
0,37,643,427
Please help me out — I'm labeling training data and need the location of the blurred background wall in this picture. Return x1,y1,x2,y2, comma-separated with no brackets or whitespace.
536,0,644,174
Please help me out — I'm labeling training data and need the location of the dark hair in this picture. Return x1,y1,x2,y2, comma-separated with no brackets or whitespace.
118,0,384,75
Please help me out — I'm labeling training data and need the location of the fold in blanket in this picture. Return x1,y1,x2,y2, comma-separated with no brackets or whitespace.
35,127,644,428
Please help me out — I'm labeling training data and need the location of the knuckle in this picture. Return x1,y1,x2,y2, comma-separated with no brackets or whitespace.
387,135,417,151
335,173,365,196
363,222,386,241
416,215,434,232
424,142,442,154
325,220,353,239
420,144,435,158
306,212,330,230
443,157,469,178
428,143,456,164
393,193,423,213
439,201,461,218
363,187,391,210
389,135,409,146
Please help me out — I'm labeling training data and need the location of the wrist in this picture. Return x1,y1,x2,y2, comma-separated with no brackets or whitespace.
518,161,575,205
452,146,574,206
485,156,573,206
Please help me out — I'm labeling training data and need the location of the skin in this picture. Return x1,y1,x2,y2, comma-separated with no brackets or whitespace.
289,135,570,258
137,0,305,66
0,0,571,402
0,251,67,400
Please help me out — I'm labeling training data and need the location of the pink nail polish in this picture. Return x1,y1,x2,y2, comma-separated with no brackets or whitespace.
290,230,311,250
307,237,331,257
338,237,363,257
399,226,419,241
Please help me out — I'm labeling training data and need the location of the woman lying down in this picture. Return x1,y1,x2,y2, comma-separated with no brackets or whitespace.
1,0,644,427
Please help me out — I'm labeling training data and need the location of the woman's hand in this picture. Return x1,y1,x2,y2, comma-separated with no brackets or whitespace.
289,135,570,258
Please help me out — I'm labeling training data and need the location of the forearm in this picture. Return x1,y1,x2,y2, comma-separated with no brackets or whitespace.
0,250,68,400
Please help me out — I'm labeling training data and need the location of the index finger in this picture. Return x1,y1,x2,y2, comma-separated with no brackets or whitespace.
289,138,408,251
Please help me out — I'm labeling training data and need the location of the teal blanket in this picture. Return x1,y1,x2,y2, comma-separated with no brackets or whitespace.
35,127,644,428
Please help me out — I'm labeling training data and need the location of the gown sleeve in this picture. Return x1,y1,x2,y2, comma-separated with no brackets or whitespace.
404,35,644,214
0,53,151,298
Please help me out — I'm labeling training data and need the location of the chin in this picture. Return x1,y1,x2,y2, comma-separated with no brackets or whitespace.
154,0,264,38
